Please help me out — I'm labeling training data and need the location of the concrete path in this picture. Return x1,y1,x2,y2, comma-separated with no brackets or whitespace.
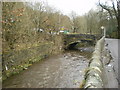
105,38,119,88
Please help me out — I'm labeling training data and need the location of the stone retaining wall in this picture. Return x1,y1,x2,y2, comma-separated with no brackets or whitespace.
81,36,105,88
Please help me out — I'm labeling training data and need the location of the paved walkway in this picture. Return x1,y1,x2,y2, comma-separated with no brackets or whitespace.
105,38,119,88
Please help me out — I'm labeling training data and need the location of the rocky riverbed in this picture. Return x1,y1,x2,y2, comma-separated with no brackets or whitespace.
3,47,94,88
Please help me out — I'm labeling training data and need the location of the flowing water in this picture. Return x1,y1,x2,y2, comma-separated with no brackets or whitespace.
3,47,94,88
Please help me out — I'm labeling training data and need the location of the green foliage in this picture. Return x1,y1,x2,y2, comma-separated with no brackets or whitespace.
70,9,118,38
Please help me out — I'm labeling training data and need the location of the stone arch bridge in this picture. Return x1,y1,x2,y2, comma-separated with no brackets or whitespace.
63,33,101,49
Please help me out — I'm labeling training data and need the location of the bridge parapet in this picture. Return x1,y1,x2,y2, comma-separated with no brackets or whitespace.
63,34,101,49
80,36,105,88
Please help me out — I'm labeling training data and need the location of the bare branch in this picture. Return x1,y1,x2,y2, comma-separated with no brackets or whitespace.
112,0,118,19
99,0,113,19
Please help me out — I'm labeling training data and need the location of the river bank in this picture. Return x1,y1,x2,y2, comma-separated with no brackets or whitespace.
3,47,93,88
2,35,63,81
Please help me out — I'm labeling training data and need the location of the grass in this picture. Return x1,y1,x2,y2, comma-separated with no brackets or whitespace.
2,54,49,81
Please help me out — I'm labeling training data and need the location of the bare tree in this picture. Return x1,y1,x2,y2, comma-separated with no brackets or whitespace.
70,11,79,33
99,0,120,38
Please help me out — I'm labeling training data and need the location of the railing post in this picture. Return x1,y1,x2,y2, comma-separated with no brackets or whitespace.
104,28,106,37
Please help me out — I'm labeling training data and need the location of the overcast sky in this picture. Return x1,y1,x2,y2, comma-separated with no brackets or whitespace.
3,0,115,16
45,0,98,16
7,0,113,16
23,0,99,16
3,0,115,15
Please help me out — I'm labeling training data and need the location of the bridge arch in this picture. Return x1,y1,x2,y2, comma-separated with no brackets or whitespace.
63,33,101,49
66,41,81,49
65,40,95,50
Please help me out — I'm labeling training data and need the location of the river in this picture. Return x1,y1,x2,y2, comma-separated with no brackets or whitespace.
3,47,94,88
